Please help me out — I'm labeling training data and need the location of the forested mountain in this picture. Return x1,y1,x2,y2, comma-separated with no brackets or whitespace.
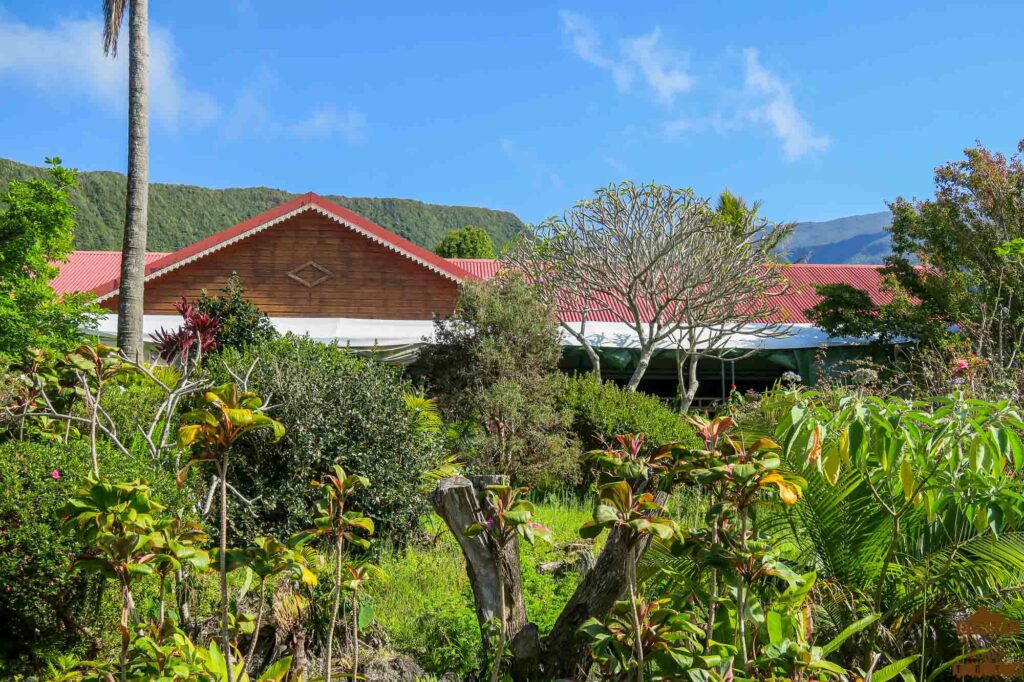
786,211,892,264
0,158,526,252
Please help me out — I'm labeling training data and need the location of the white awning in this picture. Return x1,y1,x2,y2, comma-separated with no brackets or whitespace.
87,315,874,353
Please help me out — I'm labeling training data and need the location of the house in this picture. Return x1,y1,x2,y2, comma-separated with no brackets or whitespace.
51,192,897,400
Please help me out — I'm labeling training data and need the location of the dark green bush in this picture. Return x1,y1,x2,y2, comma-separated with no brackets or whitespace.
198,272,278,353
206,335,444,544
0,439,190,675
559,373,702,450
418,276,580,488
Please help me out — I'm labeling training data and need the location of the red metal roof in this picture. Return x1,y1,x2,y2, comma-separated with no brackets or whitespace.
84,193,476,301
446,259,894,325
52,250,892,326
51,250,170,295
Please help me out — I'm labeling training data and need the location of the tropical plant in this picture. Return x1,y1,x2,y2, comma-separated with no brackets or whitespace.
177,383,284,682
150,516,209,624
577,597,712,682
102,0,149,361
465,484,551,682
218,535,318,671
579,474,680,681
770,388,1024,674
152,297,223,370
60,477,166,678
302,465,374,682
0,158,99,365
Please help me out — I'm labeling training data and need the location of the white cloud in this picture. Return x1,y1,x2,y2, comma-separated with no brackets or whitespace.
289,106,366,144
741,48,829,159
558,10,632,91
499,138,563,189
558,10,691,104
621,29,693,104
0,16,218,129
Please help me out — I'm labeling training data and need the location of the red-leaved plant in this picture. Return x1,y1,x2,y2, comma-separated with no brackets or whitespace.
152,297,223,366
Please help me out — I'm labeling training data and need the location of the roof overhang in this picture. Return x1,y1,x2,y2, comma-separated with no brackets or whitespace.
92,194,473,303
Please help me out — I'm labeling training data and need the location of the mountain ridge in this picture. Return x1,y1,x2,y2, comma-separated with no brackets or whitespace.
2,157,895,263
0,157,526,254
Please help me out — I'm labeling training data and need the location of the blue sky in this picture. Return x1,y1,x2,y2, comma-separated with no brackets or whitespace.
1,1,1022,225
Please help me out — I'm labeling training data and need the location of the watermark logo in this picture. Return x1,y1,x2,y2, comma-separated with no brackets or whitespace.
954,609,1023,679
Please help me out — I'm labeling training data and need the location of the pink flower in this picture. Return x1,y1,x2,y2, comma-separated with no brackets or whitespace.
955,358,970,371
50,469,61,480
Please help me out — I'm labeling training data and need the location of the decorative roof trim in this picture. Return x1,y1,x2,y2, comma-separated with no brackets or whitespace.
94,200,467,303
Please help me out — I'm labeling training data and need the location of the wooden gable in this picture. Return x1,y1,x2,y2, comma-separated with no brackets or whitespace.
100,210,460,319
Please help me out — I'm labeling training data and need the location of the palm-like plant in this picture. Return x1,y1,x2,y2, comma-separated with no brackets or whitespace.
150,516,209,624
219,535,318,671
101,0,149,361
178,383,284,682
304,465,374,682
61,477,166,679
465,484,552,682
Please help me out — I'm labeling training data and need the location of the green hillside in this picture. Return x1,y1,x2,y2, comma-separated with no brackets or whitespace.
0,158,526,253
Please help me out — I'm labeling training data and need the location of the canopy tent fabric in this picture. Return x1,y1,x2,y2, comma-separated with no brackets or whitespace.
87,315,875,359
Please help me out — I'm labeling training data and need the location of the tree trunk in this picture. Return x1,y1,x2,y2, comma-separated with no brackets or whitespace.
218,459,234,682
432,476,666,681
625,346,656,391
429,476,528,642
116,0,149,361
246,579,267,672
326,534,345,682
677,351,700,414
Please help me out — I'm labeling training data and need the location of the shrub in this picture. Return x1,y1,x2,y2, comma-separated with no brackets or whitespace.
418,276,580,488
0,439,191,675
197,272,278,353
559,373,701,451
206,335,444,544
433,225,497,259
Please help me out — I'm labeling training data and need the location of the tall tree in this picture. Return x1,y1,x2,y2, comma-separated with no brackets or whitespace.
808,140,1024,383
103,0,149,361
507,182,790,392
0,159,99,364
670,190,792,412
434,224,498,259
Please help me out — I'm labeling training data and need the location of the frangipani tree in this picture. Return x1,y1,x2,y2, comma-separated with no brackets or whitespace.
505,182,792,393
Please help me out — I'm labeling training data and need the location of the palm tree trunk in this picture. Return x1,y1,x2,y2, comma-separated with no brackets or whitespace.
116,0,149,361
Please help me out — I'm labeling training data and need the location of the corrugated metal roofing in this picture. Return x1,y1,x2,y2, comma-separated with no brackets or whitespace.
51,251,170,295
446,259,893,324
51,254,892,327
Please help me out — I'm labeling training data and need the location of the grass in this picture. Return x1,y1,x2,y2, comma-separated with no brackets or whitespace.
365,496,596,677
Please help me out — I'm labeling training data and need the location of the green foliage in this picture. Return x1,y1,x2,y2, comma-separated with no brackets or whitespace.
419,276,580,488
0,157,525,253
560,373,701,451
197,273,278,353
433,224,498,259
0,158,99,364
808,140,1024,393
208,335,445,544
0,440,188,674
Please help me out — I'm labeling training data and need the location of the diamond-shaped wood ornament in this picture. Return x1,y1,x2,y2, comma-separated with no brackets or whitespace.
287,260,334,288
